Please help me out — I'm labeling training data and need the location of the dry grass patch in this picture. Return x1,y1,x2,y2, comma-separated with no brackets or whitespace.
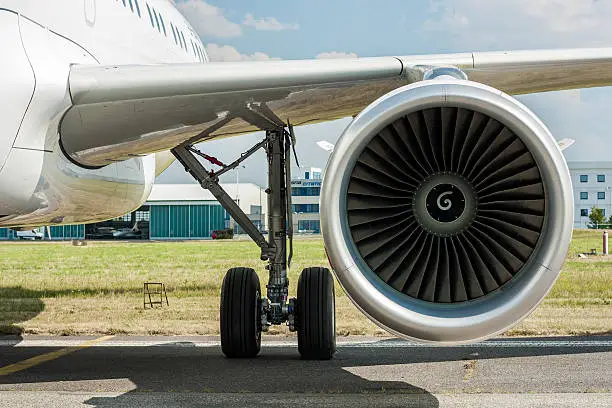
0,232,610,336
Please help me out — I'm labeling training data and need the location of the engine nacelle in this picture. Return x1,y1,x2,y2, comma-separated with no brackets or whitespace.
321,80,573,344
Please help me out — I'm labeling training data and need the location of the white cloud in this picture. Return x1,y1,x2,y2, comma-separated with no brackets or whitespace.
243,13,299,31
418,1,612,164
205,44,280,62
421,5,469,34
176,0,242,38
421,0,612,49
316,51,359,59
519,0,604,33
517,88,612,162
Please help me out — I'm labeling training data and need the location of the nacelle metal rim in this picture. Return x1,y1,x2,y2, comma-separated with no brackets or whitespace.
321,79,573,344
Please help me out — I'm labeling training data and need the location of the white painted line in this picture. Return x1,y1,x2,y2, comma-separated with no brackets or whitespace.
339,340,612,348
1,338,611,348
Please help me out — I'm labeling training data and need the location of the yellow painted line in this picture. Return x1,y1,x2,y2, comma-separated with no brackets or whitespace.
463,360,478,382
0,335,115,376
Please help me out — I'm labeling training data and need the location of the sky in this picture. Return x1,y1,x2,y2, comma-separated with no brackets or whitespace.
158,0,612,186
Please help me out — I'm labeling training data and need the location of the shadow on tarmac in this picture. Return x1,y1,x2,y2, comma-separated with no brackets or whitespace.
0,335,610,407
0,285,609,406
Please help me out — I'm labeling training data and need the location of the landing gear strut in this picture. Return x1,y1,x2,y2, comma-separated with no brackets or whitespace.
172,128,336,360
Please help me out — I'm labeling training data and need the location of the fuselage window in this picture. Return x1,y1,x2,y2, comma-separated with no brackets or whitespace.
171,24,178,44
178,30,184,49
146,4,154,27
153,9,161,32
134,0,141,17
180,32,187,51
159,14,167,36
193,42,201,61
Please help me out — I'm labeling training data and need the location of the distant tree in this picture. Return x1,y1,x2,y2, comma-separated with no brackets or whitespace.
608,215,612,225
589,206,606,225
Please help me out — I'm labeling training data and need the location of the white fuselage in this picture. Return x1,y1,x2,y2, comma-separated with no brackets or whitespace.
0,0,205,227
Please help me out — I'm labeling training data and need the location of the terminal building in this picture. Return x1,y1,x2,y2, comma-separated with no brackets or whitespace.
568,161,612,228
291,168,323,233
3,161,610,239
288,162,612,231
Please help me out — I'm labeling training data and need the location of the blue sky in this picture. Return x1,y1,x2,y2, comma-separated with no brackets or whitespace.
159,0,612,185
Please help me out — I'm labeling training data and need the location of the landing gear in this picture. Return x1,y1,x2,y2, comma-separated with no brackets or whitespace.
297,267,336,360
220,267,261,358
172,127,336,359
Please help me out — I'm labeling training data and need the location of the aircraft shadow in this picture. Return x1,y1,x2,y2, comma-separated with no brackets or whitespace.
0,335,610,407
0,285,609,407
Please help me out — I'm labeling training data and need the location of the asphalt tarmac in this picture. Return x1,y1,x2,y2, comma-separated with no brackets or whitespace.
0,335,610,407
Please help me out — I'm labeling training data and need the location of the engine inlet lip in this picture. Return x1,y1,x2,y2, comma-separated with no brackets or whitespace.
321,79,574,344
412,172,477,237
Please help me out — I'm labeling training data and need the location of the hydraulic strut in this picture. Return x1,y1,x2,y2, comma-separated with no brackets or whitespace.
263,130,290,326
171,144,273,258
171,128,295,331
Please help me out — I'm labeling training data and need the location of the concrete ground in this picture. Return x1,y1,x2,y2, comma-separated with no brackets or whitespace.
0,335,610,407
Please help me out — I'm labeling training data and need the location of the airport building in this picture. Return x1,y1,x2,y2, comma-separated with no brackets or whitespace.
0,183,266,241
291,167,323,233
568,161,612,228
99,183,267,240
0,224,85,241
4,161,609,239
145,183,266,239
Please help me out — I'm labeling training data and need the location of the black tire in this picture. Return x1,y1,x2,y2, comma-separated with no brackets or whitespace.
220,267,262,358
297,267,336,360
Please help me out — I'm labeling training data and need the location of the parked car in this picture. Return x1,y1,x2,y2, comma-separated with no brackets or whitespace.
212,229,234,240
16,229,44,240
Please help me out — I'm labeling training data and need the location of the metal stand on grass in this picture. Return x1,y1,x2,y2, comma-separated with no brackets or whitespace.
143,282,169,309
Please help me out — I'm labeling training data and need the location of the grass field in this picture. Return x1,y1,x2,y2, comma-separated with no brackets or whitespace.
0,230,610,337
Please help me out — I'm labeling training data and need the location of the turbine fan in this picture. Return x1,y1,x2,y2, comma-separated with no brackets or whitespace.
347,107,545,303
321,80,573,344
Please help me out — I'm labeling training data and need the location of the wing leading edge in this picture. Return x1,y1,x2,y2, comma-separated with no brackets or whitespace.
60,48,612,167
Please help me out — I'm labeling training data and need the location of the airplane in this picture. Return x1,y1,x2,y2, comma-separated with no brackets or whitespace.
1,0,611,360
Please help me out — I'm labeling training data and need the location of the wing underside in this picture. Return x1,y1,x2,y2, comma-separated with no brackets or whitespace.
60,48,612,167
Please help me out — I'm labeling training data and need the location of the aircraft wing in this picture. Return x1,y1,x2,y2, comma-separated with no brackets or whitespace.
60,48,612,167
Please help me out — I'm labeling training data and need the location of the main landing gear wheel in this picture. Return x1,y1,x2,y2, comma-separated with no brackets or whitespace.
220,267,262,358
297,267,336,360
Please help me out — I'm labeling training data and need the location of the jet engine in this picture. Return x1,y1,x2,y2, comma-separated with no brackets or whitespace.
321,79,573,344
